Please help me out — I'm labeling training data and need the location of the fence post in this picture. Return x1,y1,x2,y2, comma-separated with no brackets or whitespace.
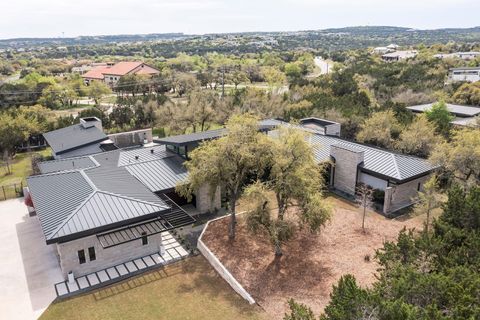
2,186,5,201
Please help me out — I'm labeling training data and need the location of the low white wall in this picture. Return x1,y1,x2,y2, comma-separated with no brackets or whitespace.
198,216,255,305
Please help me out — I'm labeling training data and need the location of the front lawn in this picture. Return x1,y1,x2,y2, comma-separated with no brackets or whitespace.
40,256,266,320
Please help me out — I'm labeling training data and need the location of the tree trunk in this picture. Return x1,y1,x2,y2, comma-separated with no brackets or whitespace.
274,242,283,257
362,203,366,232
228,196,237,240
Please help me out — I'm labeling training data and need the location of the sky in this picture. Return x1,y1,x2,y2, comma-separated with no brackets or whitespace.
1,0,479,39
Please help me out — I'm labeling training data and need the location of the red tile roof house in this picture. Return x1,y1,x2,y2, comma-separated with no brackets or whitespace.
82,62,160,86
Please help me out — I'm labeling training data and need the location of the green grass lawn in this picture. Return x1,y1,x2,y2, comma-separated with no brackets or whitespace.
0,148,51,187
40,256,266,320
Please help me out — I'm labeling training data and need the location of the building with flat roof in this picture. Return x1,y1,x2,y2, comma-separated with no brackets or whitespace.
407,102,480,127
448,67,480,83
382,50,418,61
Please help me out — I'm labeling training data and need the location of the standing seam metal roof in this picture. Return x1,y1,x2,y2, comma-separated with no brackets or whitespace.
43,124,108,154
308,134,436,181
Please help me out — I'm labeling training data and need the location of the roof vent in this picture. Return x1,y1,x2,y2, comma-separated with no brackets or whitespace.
135,155,139,160
150,149,154,154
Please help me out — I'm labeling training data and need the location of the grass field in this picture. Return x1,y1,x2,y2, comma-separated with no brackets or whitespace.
40,256,266,320
0,149,51,187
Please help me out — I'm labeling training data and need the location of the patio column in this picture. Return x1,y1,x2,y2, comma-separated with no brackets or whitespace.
159,232,165,256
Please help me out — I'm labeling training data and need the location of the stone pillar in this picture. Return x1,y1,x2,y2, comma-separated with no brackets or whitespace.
195,184,221,214
158,232,165,256
330,144,364,196
383,186,394,214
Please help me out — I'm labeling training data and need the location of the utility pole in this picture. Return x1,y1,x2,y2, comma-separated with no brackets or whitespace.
221,65,225,99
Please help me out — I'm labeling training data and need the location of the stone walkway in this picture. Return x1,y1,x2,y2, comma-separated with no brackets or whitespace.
54,232,189,298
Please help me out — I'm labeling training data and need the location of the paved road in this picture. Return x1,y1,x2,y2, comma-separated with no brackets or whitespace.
309,56,334,77
0,198,63,320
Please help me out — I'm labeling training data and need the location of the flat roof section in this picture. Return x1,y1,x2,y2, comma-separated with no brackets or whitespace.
407,103,480,117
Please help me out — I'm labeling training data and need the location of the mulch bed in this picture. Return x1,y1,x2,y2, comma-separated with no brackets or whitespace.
201,199,423,319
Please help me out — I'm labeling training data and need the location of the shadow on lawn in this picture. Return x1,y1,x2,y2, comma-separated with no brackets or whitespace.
176,256,262,316
91,263,185,301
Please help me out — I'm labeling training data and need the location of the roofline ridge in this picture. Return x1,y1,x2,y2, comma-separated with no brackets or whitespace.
391,153,402,180
120,154,177,167
47,190,96,240
95,189,170,209
80,170,98,191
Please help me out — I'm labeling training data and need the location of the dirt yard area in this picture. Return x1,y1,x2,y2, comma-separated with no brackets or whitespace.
202,195,426,319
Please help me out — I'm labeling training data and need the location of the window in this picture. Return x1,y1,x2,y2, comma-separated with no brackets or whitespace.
141,232,148,245
88,247,96,261
417,183,421,191
78,249,86,264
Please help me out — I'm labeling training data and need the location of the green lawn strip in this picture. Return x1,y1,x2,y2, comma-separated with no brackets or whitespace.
40,256,265,320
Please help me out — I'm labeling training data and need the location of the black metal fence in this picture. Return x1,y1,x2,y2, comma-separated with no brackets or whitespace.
0,182,24,201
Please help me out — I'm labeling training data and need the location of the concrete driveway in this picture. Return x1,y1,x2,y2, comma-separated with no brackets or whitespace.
0,198,63,320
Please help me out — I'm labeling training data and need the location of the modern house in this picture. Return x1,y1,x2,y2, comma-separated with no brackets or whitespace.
82,61,160,86
434,52,480,60
382,50,418,61
407,102,480,127
448,67,480,83
27,144,220,279
28,117,435,281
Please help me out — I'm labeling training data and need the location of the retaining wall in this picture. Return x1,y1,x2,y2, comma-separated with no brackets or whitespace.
197,216,255,304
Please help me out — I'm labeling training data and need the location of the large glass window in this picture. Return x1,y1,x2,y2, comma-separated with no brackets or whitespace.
78,249,86,264
141,232,148,245
88,247,96,261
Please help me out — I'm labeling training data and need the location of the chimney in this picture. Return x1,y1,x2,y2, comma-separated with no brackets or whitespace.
80,117,103,132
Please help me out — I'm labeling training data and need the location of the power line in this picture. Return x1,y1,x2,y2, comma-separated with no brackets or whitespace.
0,78,173,96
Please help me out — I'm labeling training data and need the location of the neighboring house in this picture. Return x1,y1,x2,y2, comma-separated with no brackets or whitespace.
448,67,480,83
407,102,480,127
382,50,418,61
372,44,398,55
82,61,160,86
27,144,220,279
434,52,480,60
372,47,392,55
71,62,111,75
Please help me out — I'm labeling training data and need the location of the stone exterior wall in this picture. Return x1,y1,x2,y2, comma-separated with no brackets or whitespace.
325,123,341,137
330,145,364,195
384,174,431,213
196,184,221,214
56,232,163,279
108,128,153,148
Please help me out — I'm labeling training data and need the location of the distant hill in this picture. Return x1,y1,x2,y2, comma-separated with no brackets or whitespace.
1,26,480,54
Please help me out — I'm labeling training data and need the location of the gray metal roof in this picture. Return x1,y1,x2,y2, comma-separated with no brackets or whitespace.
27,171,94,240
28,146,178,243
308,134,436,181
407,103,480,117
125,156,187,192
52,191,168,239
117,145,170,166
54,142,105,159
38,156,98,174
154,119,285,146
154,128,227,146
43,124,107,154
